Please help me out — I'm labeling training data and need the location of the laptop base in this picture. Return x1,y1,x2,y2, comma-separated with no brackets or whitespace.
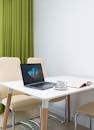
26,82,56,90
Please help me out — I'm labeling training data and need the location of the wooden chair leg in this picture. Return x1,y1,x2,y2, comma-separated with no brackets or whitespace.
2,93,12,130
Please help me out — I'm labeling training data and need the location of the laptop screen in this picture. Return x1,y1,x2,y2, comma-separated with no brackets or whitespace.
20,64,44,85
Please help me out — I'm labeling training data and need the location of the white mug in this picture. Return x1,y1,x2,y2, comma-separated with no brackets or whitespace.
54,81,67,90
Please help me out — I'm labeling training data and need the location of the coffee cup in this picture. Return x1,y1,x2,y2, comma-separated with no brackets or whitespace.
54,81,67,90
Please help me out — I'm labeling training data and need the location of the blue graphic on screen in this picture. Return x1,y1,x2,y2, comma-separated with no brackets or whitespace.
27,67,41,79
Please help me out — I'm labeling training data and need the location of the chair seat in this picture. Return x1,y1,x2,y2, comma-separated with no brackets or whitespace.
50,96,66,102
77,102,94,117
2,94,41,111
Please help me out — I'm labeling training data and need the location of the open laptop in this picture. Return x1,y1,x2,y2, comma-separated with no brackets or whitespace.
20,64,55,90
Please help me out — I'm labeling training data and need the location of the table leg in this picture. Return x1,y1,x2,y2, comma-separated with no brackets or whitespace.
2,89,13,130
67,95,70,122
40,100,48,130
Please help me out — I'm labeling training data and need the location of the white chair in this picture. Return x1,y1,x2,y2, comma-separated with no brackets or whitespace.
0,57,41,130
27,57,67,123
74,102,94,130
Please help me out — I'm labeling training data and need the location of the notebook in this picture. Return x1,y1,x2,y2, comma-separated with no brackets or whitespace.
20,64,55,90
67,81,93,88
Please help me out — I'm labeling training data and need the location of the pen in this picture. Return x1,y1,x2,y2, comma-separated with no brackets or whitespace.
80,83,87,88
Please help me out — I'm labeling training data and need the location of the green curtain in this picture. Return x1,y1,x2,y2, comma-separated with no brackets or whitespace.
0,0,3,56
2,0,34,63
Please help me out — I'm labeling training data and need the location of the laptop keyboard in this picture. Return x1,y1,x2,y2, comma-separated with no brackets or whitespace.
31,82,49,87
29,82,55,90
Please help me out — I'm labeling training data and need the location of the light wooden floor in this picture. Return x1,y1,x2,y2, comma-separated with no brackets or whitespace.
8,117,89,130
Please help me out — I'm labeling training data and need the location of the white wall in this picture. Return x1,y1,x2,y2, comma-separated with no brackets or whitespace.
34,0,94,128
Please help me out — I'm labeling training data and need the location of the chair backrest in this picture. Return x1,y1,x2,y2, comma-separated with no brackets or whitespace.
27,57,48,78
0,57,22,98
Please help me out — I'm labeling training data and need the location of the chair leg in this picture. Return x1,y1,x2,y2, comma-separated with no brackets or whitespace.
11,110,15,130
48,114,65,123
64,96,67,122
90,117,92,130
6,110,40,130
74,112,79,130
19,121,33,129
29,120,40,128
48,98,67,124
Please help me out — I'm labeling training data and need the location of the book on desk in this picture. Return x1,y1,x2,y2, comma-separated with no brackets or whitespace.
67,81,93,88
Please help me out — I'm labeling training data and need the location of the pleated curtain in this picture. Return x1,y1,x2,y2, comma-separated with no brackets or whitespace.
2,0,34,63
0,0,3,56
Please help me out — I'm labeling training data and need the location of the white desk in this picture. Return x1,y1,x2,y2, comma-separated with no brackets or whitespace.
1,76,94,130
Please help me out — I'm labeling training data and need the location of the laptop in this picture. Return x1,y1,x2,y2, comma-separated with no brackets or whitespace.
20,64,56,90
